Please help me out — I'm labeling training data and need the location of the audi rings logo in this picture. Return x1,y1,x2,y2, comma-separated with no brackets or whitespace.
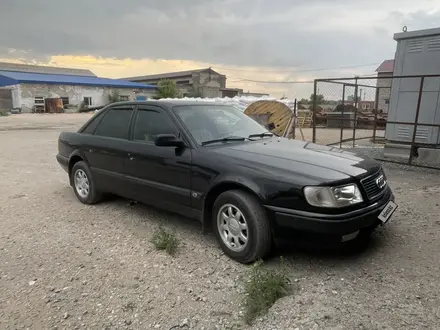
376,175,387,189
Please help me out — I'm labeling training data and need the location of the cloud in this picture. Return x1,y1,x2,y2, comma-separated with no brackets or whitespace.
0,0,439,97
1,0,439,66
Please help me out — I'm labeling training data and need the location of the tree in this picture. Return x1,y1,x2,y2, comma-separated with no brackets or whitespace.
298,98,309,104
154,79,182,99
108,90,121,103
310,93,325,104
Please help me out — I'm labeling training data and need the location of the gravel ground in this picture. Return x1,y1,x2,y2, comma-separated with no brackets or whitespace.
1,114,440,330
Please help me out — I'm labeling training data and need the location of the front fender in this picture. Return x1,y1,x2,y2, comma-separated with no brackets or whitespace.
206,174,264,201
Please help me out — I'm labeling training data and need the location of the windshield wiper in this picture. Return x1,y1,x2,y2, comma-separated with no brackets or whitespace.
201,136,246,146
248,132,274,139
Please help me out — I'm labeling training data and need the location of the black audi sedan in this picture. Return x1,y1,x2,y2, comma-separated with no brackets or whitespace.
56,100,397,263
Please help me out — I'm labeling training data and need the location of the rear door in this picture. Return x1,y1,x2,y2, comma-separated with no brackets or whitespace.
83,105,134,195
123,105,192,208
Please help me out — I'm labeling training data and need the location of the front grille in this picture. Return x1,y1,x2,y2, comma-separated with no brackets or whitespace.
360,169,387,200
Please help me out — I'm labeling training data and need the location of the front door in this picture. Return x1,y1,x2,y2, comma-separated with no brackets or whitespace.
123,105,192,208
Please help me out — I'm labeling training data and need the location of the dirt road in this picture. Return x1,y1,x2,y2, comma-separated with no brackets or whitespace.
0,114,439,329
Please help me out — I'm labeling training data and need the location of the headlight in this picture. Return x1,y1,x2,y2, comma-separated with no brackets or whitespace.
303,183,363,208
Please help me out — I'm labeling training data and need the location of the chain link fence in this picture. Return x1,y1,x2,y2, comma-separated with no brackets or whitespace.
309,75,440,170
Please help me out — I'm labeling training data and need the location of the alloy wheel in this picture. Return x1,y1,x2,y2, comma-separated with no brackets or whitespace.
74,169,90,198
217,203,249,252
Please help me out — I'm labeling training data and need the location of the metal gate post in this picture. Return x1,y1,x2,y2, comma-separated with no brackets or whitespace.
409,76,425,165
340,84,346,149
312,80,317,143
373,85,380,143
292,98,297,140
353,77,359,148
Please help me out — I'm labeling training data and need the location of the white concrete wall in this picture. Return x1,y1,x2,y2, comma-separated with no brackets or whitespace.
11,85,21,108
16,83,156,112
0,84,21,109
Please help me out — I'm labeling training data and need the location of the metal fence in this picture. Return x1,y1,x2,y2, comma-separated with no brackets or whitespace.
310,74,440,170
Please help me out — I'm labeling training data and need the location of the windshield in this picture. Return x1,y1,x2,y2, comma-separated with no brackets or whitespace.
173,104,268,145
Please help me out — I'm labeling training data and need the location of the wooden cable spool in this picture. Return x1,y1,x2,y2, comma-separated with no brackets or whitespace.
244,100,295,139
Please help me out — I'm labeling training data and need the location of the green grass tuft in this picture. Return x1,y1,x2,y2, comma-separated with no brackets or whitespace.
151,227,180,256
243,258,291,324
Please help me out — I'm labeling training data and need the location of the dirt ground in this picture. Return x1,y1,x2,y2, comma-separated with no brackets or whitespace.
1,114,439,330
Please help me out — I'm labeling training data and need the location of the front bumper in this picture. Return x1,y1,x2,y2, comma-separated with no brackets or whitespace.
266,188,395,237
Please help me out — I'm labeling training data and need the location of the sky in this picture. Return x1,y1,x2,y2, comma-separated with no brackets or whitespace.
0,0,439,98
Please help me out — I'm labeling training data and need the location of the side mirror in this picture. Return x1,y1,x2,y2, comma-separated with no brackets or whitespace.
154,134,185,147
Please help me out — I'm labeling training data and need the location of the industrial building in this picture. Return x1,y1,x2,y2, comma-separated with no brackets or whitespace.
0,62,156,113
123,67,229,98
375,59,394,113
122,67,268,98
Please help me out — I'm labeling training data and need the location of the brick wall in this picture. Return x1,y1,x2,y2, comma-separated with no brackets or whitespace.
192,71,226,97
377,72,392,113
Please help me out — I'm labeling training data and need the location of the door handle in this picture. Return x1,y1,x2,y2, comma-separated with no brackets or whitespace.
128,153,135,161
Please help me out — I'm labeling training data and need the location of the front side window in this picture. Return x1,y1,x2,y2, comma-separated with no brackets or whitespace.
133,109,177,143
94,108,133,139
173,105,266,145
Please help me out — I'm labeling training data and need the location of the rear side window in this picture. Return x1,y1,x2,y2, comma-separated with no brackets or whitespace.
94,108,133,139
81,112,104,134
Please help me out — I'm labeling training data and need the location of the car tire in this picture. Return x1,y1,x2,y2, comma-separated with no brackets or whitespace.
71,161,102,205
212,189,272,264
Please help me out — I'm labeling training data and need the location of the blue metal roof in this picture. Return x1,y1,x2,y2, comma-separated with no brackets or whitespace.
0,70,156,89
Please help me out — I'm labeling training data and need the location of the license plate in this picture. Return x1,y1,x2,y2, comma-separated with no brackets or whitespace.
378,201,398,224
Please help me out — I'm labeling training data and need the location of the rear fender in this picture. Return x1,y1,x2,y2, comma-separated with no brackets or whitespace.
68,150,89,185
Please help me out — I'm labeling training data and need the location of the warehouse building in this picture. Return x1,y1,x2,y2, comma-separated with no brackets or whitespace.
0,62,156,113
123,67,248,98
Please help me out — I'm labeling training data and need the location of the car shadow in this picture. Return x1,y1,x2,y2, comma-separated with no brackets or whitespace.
97,196,219,246
268,229,390,269
74,192,391,266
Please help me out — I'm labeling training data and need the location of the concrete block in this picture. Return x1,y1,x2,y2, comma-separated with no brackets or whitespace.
417,148,440,165
384,143,411,160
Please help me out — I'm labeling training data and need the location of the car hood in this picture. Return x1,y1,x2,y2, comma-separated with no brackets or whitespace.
209,137,379,179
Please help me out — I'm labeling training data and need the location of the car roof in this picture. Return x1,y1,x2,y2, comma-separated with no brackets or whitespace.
108,100,231,109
